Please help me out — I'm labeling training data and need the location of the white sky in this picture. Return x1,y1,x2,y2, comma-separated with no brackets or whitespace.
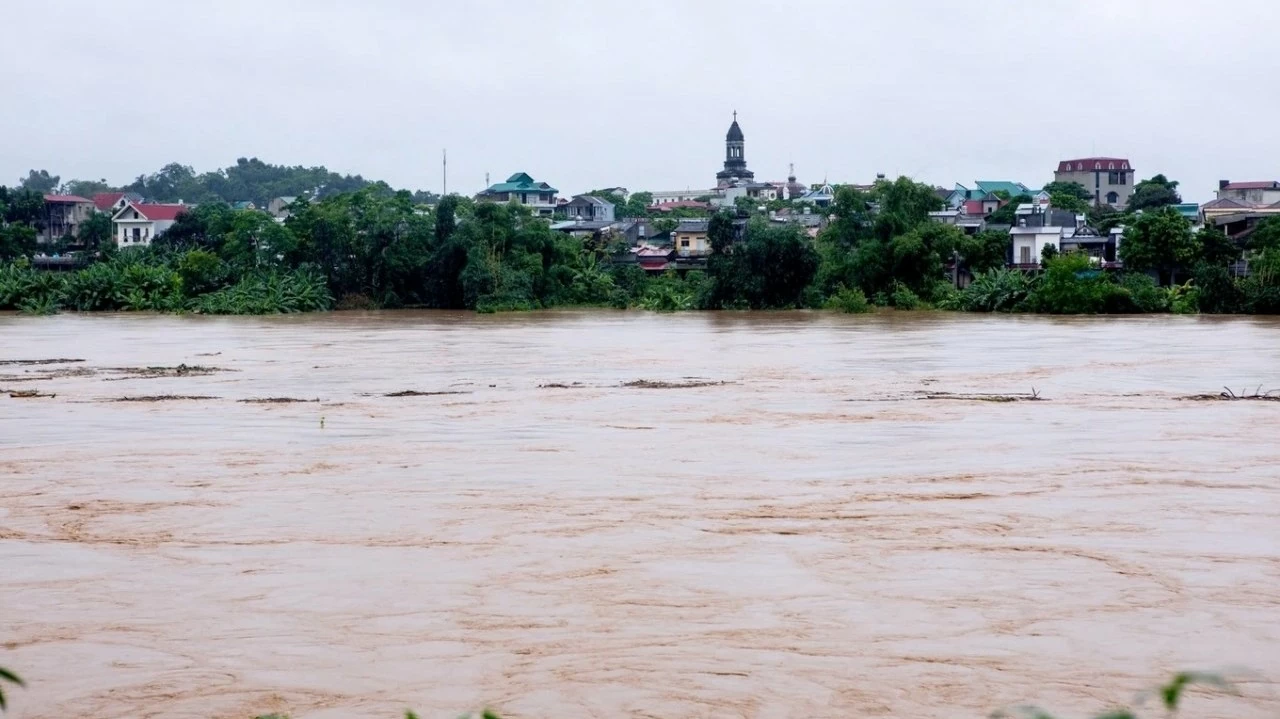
5,0,1279,202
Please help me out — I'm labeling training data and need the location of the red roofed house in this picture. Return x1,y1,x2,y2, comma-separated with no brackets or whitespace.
111,201,187,248
92,191,143,214
1215,180,1280,206
1054,157,1135,208
40,195,96,243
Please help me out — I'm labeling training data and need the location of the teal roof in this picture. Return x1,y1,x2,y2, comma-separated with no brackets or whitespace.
975,181,1034,197
481,172,558,195
1173,203,1200,219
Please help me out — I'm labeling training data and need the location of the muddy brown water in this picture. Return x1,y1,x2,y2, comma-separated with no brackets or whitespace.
2,311,1279,719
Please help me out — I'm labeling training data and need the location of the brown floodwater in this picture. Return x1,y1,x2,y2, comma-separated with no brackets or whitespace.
2,310,1279,719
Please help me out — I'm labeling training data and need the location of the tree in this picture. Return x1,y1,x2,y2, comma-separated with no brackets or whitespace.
435,195,458,245
64,179,115,199
1043,181,1092,203
958,230,1011,273
1119,205,1197,285
19,169,60,194
1129,174,1181,211
708,219,818,308
1196,225,1239,267
1044,182,1091,214
77,212,113,251
1247,216,1280,253
872,176,944,240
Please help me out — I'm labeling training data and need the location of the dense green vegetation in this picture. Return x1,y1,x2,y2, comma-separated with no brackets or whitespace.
3,172,1278,316
15,158,439,207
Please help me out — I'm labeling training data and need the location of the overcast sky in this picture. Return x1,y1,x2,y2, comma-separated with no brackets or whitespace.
5,0,1279,202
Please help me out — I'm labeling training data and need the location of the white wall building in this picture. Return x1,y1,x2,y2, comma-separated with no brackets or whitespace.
1010,226,1062,266
111,202,187,247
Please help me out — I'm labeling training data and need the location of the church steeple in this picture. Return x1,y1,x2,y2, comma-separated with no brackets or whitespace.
716,111,754,186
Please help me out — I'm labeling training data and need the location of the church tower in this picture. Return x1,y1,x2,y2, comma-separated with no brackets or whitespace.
716,111,755,186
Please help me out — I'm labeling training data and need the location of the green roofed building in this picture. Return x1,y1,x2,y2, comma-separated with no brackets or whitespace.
476,172,559,217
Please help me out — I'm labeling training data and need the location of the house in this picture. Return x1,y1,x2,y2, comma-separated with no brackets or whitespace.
111,202,187,247
798,183,836,208
232,201,257,211
476,172,558,216
267,196,299,219
947,181,1043,209
651,189,713,205
648,200,713,213
92,192,143,214
674,219,711,256
1215,180,1280,206
1010,224,1062,267
1054,157,1135,208
563,195,616,222
39,195,96,243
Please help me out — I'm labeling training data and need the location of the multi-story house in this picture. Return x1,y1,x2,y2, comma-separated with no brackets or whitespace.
39,195,96,243
1054,157,1135,208
475,172,558,217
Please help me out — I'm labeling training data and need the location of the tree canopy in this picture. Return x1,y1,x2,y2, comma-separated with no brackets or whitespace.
1119,206,1197,285
1129,174,1181,212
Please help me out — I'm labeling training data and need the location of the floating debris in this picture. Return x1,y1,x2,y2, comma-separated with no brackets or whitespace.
382,390,472,398
919,389,1044,403
237,397,321,404
0,358,85,366
105,364,230,380
622,379,730,389
6,389,56,398
1182,386,1280,402
539,382,586,389
111,395,219,403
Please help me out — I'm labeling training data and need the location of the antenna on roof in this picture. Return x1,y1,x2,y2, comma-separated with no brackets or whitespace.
485,172,489,188
442,149,447,196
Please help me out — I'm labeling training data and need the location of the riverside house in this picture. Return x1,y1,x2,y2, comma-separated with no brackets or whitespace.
111,201,187,247
476,172,558,217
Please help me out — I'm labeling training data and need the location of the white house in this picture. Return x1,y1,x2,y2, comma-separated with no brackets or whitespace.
650,189,713,206
112,202,187,247
1010,225,1062,266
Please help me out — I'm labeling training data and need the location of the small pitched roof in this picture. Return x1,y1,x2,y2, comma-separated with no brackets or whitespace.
114,202,187,221
570,194,613,207
1202,197,1251,210
93,192,125,211
44,194,92,204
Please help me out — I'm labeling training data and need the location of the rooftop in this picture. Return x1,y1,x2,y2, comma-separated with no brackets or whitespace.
480,172,558,195
1058,158,1132,172
44,194,93,204
1220,181,1280,191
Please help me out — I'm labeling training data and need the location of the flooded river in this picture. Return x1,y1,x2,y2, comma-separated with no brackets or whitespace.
2,311,1279,718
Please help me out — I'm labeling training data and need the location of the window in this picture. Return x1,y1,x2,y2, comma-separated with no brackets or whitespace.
1106,191,1119,205
1020,246,1032,264
681,240,690,247
132,227,141,241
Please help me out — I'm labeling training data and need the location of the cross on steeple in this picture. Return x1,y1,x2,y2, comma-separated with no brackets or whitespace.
733,110,737,122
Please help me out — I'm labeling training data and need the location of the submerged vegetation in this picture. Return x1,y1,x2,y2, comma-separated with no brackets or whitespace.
3,175,1279,316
